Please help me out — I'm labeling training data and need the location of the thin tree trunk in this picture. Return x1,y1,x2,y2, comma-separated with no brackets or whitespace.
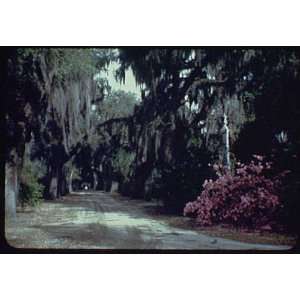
93,171,98,190
223,110,231,171
69,169,74,193
49,168,59,199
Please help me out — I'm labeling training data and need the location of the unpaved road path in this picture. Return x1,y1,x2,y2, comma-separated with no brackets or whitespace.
5,191,291,250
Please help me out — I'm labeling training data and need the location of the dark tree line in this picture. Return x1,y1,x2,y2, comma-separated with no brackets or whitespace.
102,48,300,243
3,48,113,216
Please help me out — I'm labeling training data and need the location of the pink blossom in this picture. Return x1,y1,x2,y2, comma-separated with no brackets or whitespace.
184,156,288,229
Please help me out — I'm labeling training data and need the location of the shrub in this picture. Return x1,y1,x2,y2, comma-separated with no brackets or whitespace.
184,155,289,230
112,148,135,180
19,166,44,208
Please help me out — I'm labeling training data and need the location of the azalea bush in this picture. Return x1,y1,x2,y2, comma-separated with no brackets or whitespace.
184,156,289,229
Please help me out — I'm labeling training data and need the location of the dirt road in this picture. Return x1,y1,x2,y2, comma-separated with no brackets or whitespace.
5,191,291,250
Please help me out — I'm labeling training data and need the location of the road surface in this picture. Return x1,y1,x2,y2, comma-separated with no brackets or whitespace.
5,191,291,250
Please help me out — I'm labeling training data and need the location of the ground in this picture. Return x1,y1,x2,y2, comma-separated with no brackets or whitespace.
5,191,295,250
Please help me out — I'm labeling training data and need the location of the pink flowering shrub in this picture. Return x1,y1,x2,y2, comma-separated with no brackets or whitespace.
184,155,289,229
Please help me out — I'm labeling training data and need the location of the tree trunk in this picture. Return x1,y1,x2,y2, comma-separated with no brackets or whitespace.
5,162,18,218
49,177,58,199
93,171,98,190
223,111,231,171
49,167,59,199
69,169,74,193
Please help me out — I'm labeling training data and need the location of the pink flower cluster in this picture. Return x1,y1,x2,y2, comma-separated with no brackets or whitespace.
184,156,288,229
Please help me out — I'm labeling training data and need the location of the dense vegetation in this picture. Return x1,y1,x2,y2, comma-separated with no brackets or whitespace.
4,47,300,240
19,164,44,208
114,49,300,229
184,156,288,230
4,48,113,213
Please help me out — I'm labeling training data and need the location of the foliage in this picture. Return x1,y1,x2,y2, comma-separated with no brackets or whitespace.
48,48,113,82
93,89,137,123
72,140,95,183
16,48,115,84
112,148,135,180
117,49,300,112
152,145,213,213
19,166,44,207
184,156,289,229
117,48,300,230
117,49,195,89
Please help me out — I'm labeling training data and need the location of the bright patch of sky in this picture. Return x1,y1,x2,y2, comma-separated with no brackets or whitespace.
104,62,141,98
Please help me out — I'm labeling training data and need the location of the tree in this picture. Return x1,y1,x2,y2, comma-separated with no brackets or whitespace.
92,89,138,124
115,48,300,221
4,48,114,216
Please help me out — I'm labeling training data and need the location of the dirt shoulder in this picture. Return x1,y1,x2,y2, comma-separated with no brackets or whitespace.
111,193,297,247
162,218,297,246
